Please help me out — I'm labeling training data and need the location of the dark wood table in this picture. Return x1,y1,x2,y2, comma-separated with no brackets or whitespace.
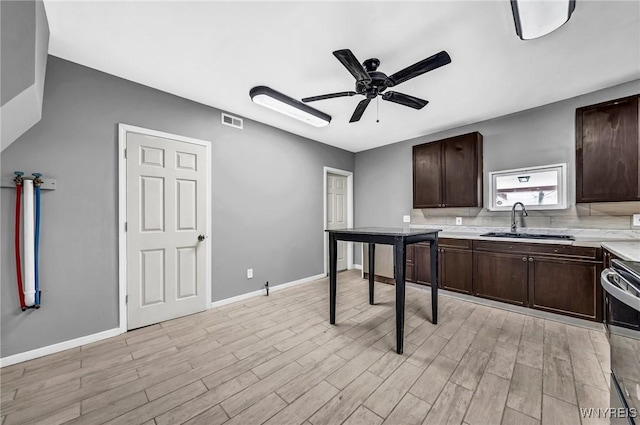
326,227,440,354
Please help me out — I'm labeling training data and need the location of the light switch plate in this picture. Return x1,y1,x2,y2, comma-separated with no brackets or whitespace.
403,215,411,223
633,214,640,227
247,268,253,279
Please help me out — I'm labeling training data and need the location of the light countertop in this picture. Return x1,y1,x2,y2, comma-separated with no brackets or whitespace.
409,224,640,250
600,242,640,261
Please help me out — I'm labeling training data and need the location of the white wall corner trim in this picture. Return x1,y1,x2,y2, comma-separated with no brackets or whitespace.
209,273,325,309
0,328,121,368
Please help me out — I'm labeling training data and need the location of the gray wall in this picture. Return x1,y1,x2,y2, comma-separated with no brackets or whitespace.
0,56,354,358
354,80,640,264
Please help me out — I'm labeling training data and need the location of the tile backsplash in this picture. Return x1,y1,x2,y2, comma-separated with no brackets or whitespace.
411,201,640,230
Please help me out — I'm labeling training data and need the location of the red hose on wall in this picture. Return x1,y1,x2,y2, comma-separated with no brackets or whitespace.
14,174,26,311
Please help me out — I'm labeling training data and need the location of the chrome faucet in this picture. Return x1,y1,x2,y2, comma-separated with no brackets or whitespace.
510,202,528,233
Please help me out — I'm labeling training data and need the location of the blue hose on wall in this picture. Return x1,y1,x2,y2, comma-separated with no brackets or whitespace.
33,173,42,307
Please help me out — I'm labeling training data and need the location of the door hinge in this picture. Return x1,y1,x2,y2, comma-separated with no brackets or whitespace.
124,222,127,232
123,148,127,158
126,295,128,304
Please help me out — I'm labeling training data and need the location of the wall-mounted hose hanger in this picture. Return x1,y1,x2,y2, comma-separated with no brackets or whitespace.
8,172,52,311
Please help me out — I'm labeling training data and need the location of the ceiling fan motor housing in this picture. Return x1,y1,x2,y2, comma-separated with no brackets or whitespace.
356,69,390,98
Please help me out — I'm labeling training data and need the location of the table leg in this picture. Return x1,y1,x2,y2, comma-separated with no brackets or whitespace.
329,233,337,325
393,238,407,354
430,237,439,325
368,243,375,305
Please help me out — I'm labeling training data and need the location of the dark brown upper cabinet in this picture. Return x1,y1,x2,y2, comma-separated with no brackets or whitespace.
576,94,640,203
413,131,483,208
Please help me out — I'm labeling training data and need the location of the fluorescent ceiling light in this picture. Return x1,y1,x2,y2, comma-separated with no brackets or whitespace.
511,0,576,40
250,86,331,127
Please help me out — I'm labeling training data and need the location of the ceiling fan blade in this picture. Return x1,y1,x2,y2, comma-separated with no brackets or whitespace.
382,91,429,110
333,49,372,83
349,98,371,123
302,91,358,103
387,51,451,87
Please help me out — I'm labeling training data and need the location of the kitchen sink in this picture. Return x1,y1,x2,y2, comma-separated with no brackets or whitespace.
480,232,575,241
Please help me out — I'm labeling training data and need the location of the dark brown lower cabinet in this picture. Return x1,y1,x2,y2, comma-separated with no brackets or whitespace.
405,245,415,283
528,256,601,321
472,241,602,321
474,251,528,306
440,246,473,295
408,239,603,322
411,239,473,294
414,243,433,286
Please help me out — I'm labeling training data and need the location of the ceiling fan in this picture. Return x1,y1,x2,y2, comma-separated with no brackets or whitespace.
303,49,451,123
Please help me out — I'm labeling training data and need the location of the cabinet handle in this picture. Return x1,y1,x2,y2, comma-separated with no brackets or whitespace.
522,257,527,262
528,257,533,262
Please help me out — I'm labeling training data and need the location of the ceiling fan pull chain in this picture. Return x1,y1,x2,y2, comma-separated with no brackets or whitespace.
376,96,380,123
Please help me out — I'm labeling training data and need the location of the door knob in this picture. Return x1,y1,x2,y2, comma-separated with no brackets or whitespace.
198,235,206,242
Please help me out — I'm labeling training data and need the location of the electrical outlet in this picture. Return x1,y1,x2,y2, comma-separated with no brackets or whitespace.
403,215,411,223
247,268,253,279
633,214,640,227
456,217,463,225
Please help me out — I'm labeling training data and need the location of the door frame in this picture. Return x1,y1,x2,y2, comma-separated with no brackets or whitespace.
118,123,212,333
323,166,354,275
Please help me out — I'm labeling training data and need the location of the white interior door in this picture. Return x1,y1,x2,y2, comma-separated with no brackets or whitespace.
126,132,207,330
327,173,348,271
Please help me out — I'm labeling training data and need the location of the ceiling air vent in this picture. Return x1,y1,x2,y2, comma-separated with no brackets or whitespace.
221,113,243,129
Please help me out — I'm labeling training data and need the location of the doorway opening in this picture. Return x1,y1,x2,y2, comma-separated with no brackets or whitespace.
323,167,353,275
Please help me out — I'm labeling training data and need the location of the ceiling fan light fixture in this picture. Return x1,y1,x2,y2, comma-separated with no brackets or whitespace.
250,86,331,127
511,0,576,40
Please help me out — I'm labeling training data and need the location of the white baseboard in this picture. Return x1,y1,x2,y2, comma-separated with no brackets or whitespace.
209,273,325,309
353,264,362,270
0,327,122,368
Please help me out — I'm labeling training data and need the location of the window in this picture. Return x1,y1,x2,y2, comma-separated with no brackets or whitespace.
488,163,567,211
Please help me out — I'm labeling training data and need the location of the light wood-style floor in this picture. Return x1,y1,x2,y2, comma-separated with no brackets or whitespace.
1,270,611,425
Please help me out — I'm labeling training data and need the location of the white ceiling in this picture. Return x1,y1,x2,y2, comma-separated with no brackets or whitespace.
44,1,640,153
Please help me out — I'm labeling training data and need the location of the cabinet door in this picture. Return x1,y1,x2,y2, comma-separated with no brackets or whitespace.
413,142,443,208
443,133,482,207
414,243,435,286
577,95,640,202
405,245,416,283
528,256,601,321
474,251,528,306
441,248,473,295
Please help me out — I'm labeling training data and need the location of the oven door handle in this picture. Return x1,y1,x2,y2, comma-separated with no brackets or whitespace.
601,270,640,312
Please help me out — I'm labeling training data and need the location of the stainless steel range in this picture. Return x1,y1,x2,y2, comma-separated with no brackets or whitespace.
602,259,640,424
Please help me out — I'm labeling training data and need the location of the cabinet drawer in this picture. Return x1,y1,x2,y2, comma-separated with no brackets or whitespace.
414,239,468,249
440,238,472,249
473,240,599,260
